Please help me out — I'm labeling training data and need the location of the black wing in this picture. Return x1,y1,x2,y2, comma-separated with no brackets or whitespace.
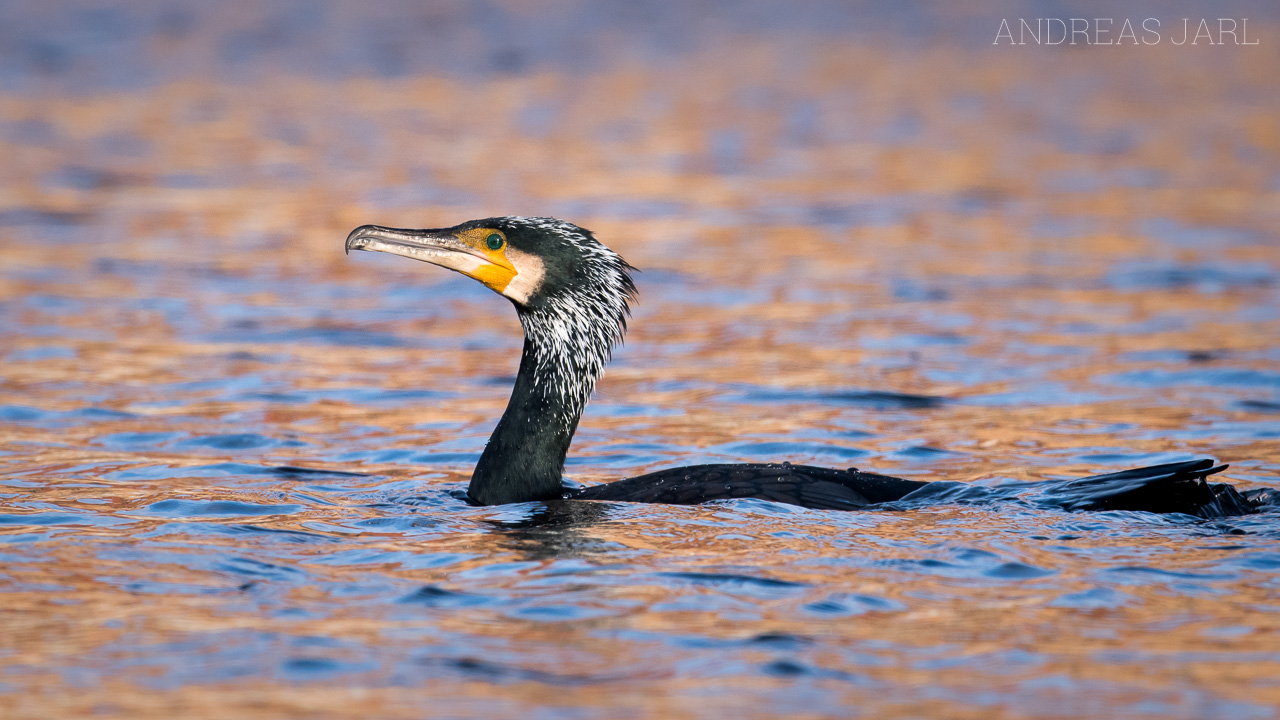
566,463,928,511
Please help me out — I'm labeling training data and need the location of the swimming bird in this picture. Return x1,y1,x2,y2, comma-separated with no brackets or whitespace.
345,217,1269,518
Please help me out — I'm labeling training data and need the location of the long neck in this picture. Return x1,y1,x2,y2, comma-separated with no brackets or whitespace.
467,304,613,505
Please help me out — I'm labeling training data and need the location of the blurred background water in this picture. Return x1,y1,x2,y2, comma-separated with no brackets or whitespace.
2,1,1279,718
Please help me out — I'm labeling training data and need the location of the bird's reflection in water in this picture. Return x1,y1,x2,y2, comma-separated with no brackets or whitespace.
480,499,619,561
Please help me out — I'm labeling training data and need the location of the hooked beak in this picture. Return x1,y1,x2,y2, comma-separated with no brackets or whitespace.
346,225,472,262
345,224,519,296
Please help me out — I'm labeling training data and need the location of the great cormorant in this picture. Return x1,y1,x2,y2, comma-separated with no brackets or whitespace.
345,217,1270,518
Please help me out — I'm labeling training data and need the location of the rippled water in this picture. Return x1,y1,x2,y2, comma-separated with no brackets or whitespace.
3,2,1280,718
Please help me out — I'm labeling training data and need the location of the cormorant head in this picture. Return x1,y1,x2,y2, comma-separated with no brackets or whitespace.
346,216,637,363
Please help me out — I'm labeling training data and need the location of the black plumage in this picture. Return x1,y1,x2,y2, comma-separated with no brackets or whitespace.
569,464,927,510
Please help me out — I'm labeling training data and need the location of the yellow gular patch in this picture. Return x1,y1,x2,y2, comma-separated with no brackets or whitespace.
456,228,517,293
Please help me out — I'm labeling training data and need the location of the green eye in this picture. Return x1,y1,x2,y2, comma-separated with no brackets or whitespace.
486,233,504,250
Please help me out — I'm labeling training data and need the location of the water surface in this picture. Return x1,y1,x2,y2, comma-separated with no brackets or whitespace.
2,2,1279,718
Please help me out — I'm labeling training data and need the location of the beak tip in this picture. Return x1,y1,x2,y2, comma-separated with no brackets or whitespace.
345,225,373,256
343,223,457,266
